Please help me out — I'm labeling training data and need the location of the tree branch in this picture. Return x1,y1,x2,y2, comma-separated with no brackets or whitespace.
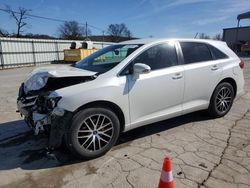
5,6,30,37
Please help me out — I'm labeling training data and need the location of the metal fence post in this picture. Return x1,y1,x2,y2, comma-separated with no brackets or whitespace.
0,39,4,69
31,40,36,65
55,41,60,61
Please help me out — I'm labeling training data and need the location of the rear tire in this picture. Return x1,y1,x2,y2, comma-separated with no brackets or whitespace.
208,82,235,118
65,107,120,159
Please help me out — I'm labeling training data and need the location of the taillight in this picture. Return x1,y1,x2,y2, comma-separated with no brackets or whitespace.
239,59,245,69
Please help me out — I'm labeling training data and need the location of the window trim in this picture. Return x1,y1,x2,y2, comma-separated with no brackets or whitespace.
118,41,181,77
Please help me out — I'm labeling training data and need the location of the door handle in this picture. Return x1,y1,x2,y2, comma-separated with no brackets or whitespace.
172,73,183,80
211,65,219,71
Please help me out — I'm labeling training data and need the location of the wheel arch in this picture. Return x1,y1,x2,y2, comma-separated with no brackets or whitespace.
74,100,125,132
209,77,237,103
217,77,237,97
208,77,236,117
210,77,237,102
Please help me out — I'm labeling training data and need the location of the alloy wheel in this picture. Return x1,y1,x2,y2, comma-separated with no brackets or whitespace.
77,114,114,152
215,86,233,113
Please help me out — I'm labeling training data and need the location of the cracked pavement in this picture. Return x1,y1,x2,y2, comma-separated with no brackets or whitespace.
0,59,250,188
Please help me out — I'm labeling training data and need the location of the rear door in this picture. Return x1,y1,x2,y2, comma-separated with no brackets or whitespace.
179,41,223,113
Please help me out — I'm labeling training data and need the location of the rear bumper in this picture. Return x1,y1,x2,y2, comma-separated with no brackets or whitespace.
236,73,245,99
236,88,245,100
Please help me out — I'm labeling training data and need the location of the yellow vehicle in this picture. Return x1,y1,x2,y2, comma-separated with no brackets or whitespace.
64,41,97,63
64,49,97,62
241,40,250,54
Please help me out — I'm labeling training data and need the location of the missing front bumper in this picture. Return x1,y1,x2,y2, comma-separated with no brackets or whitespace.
17,83,74,150
48,110,73,149
18,101,73,149
32,112,51,135
30,109,73,149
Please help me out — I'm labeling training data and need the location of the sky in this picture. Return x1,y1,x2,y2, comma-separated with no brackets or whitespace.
0,0,250,38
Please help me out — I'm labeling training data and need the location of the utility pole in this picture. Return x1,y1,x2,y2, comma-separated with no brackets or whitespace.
86,22,88,38
102,31,105,48
194,32,199,39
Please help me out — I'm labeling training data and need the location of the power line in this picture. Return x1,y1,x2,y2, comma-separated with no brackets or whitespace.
0,8,66,23
0,8,105,32
88,24,104,32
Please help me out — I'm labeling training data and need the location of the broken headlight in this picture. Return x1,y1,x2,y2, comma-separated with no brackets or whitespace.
46,92,62,109
47,96,62,109
47,93,65,116
24,73,48,93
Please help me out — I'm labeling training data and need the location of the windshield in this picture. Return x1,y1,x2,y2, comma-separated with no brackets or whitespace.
74,44,142,73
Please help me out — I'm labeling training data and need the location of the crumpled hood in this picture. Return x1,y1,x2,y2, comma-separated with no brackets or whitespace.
24,65,97,93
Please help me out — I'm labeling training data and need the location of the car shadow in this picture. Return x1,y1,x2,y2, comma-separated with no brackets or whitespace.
0,111,213,171
117,110,212,145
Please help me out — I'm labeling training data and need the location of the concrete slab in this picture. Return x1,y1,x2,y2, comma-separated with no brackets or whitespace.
0,60,250,188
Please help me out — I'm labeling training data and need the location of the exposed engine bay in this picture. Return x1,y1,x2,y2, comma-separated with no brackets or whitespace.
17,65,97,151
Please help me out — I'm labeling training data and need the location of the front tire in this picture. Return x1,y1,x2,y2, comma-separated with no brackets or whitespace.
65,107,120,159
208,82,235,118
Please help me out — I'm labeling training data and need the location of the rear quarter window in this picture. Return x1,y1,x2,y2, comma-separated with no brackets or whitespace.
207,44,228,60
180,42,213,64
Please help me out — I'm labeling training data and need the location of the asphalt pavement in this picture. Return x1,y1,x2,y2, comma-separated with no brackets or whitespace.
0,60,250,188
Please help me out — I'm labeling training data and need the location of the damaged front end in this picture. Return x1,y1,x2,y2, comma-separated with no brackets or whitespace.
17,86,72,149
17,69,97,150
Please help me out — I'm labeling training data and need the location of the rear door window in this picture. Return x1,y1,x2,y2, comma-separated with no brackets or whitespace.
180,42,213,64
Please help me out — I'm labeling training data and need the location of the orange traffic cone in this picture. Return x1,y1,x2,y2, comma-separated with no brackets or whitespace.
158,157,174,188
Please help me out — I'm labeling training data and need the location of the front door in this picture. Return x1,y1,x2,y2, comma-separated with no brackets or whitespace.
127,42,184,128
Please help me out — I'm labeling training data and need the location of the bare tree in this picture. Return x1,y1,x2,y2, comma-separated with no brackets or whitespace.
58,21,91,40
0,28,9,37
107,23,132,41
6,6,30,38
199,33,210,39
213,33,222,41
24,33,55,39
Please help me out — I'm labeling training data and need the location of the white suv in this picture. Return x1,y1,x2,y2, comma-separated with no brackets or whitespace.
17,39,245,159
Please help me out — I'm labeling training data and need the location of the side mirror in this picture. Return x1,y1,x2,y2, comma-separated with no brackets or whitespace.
133,63,151,77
